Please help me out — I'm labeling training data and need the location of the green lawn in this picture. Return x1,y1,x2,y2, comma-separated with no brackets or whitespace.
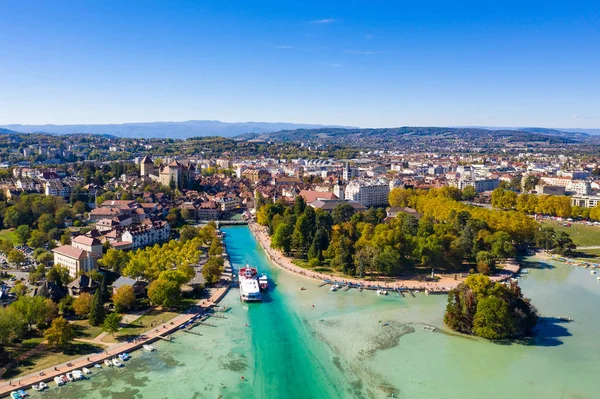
102,308,180,343
2,341,105,379
0,228,19,244
71,319,104,339
541,220,600,247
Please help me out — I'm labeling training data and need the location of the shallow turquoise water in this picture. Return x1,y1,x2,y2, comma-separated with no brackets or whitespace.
32,226,600,398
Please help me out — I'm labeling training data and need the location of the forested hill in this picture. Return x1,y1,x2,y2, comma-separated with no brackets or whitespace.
236,126,586,146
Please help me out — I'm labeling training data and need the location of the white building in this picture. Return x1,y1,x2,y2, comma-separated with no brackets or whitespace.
344,180,389,207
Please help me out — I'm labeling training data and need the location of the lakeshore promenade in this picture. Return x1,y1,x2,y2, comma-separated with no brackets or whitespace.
0,285,230,398
249,222,519,291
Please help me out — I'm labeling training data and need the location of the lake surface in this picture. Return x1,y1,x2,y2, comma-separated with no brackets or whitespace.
34,226,599,398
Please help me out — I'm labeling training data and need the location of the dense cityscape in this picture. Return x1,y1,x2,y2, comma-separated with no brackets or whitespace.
2,1,600,398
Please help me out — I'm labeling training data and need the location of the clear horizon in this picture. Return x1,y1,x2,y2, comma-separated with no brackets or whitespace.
1,0,599,128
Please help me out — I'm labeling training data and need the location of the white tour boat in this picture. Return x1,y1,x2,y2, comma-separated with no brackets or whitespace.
239,265,262,302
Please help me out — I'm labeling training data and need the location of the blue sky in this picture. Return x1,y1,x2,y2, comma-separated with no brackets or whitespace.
0,0,599,128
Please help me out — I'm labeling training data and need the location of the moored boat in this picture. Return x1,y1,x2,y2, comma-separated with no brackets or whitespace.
82,367,92,374
104,359,113,367
54,376,64,386
72,370,83,380
60,375,69,384
94,363,102,368
258,274,269,291
239,265,262,302
10,391,22,399
39,382,48,390
112,358,123,367
377,289,388,296
330,285,337,292
143,344,156,351
65,372,74,381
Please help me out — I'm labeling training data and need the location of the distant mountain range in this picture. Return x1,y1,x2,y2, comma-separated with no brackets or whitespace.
235,126,591,144
0,121,598,141
0,120,355,139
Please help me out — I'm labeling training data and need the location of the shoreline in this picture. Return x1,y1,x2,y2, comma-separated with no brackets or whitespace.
248,222,520,291
0,284,230,397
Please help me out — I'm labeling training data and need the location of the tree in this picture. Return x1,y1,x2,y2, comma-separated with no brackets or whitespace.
60,233,72,245
112,285,136,312
491,188,517,211
47,265,72,287
12,296,48,330
88,288,105,326
476,251,495,275
181,207,194,221
73,201,86,214
180,226,200,243
389,188,414,208
271,221,294,255
15,225,31,244
293,195,306,216
11,282,27,297
444,276,537,340
27,230,48,248
332,204,355,225
73,292,93,318
58,295,74,315
148,279,182,308
7,249,26,265
292,209,315,255
461,186,477,201
44,316,74,349
202,256,224,285
102,312,122,336
523,175,540,192
37,213,56,233
98,248,131,273
473,296,515,339
0,306,25,344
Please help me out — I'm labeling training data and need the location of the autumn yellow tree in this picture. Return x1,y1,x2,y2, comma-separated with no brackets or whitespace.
112,285,136,312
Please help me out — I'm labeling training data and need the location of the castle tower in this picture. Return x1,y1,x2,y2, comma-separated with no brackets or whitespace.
140,155,154,177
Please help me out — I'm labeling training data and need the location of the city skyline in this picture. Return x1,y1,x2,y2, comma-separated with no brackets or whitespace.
1,0,599,128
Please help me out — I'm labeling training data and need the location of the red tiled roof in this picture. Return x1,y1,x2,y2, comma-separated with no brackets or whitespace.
53,245,88,259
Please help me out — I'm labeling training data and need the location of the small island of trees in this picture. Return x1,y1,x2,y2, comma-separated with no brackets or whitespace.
444,275,538,340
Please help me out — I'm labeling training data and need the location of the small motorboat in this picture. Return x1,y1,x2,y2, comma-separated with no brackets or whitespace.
60,375,69,384
143,344,156,352
65,372,74,381
377,289,388,296
591,270,596,275
330,285,337,292
32,381,48,391
72,370,83,380
82,367,92,374
94,363,102,368
118,353,131,361
423,325,436,332
17,390,28,398
104,359,113,367
112,358,123,367
299,287,306,291
54,376,64,386
10,392,22,399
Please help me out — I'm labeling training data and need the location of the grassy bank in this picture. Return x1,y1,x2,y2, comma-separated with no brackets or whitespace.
541,220,600,248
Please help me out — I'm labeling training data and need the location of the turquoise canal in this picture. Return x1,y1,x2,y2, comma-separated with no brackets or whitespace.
33,226,599,398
